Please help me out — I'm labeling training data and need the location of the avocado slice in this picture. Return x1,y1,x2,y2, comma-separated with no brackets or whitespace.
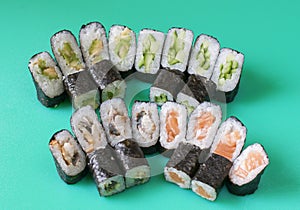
37,59,59,80
114,28,132,59
58,42,83,70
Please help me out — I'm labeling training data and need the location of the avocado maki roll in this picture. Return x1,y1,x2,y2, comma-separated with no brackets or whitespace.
161,28,193,72
79,22,109,68
71,105,107,154
211,48,244,103
135,29,165,74
87,144,126,196
164,142,202,188
109,25,136,72
114,139,150,188
51,30,86,76
28,51,65,107
226,143,269,195
188,34,220,79
49,129,87,184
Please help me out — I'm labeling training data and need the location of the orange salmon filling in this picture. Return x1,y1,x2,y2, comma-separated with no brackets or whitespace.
166,110,180,142
195,112,216,141
196,184,212,199
214,130,241,161
169,172,184,184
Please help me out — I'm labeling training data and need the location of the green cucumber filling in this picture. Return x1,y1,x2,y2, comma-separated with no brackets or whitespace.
167,30,186,65
36,59,59,80
154,93,167,103
196,41,210,72
180,100,195,114
58,42,83,70
114,28,131,59
89,39,103,64
138,34,159,73
102,80,126,102
218,54,239,85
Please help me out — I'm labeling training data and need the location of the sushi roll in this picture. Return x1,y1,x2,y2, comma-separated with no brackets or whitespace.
49,129,87,184
187,34,220,79
211,48,244,103
87,144,126,196
191,153,233,201
226,143,269,195
79,22,109,68
100,98,132,146
109,25,136,72
135,29,165,74
186,102,222,149
164,142,202,188
64,70,99,109
28,52,65,107
71,105,107,154
159,102,187,150
210,116,247,162
51,30,86,76
150,69,185,105
161,28,194,72
131,102,160,152
114,139,150,188
88,60,126,102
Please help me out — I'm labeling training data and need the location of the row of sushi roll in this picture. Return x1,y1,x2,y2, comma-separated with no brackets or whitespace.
28,21,244,109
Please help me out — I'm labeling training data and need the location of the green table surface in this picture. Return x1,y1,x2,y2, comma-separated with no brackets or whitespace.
1,0,299,209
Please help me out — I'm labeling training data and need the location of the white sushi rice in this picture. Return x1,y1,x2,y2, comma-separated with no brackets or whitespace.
100,98,132,146
28,52,64,98
79,22,109,68
49,130,86,176
229,143,269,186
131,102,160,147
109,25,136,72
71,105,107,153
186,102,222,149
164,167,191,188
159,102,187,150
191,180,217,201
188,34,220,79
211,48,244,92
126,165,151,188
51,30,86,76
176,92,200,115
161,28,193,72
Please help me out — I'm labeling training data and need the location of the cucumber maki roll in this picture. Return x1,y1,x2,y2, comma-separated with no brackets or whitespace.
188,34,220,79
150,69,185,105
211,48,244,103
164,142,201,188
226,143,269,195
71,105,107,154
109,25,136,72
28,51,65,107
51,30,86,76
64,70,100,109
49,129,87,184
186,102,222,149
135,29,165,74
114,139,150,188
100,98,132,146
161,28,193,72
87,144,125,196
79,22,109,68
88,60,126,102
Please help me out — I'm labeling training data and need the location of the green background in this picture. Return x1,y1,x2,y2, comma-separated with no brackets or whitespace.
1,0,299,209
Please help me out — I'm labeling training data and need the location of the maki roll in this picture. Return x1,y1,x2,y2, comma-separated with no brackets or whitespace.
28,51,65,107
150,69,185,105
79,22,109,68
159,102,187,150
114,139,150,188
161,28,193,72
187,34,220,79
226,143,269,195
64,70,99,109
87,144,126,196
211,48,244,103
51,30,86,76
135,29,165,74
49,129,87,184
109,25,136,72
186,102,222,149
100,98,132,146
71,105,107,154
164,142,201,188
88,60,126,102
